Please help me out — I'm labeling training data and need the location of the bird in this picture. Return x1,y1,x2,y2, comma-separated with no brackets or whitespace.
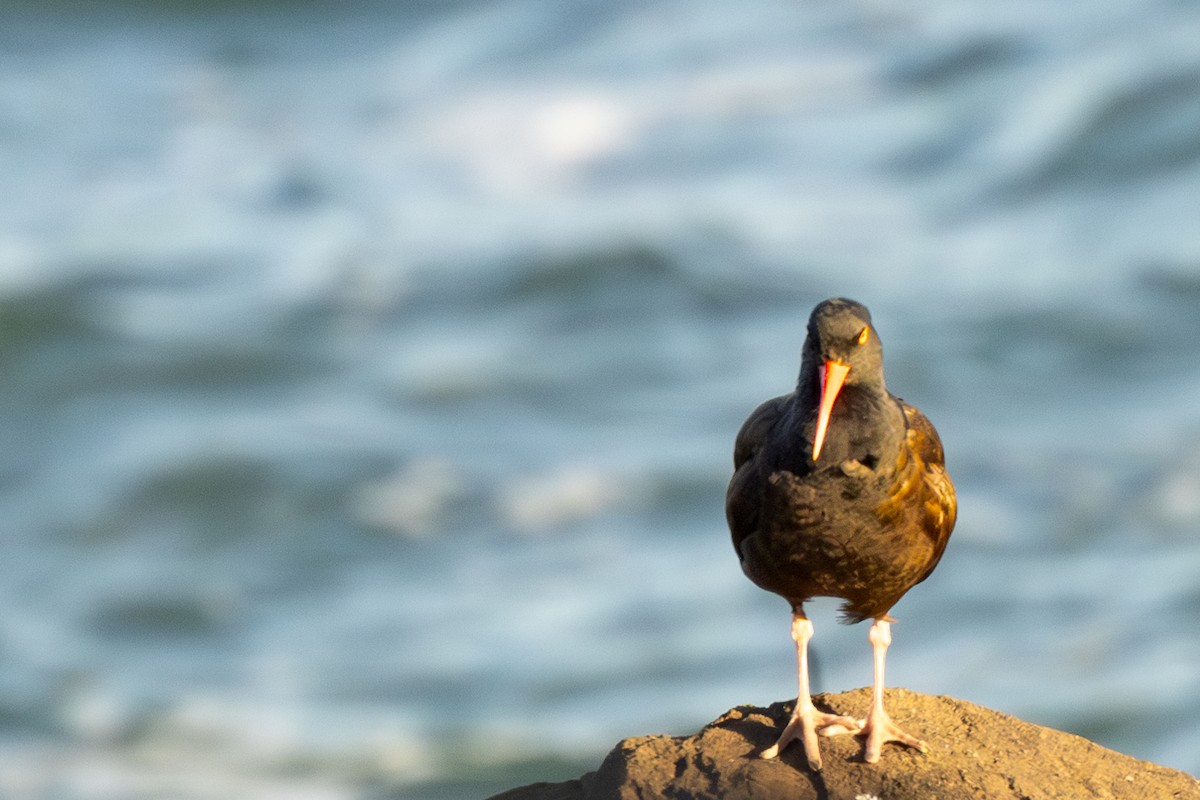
725,297,956,770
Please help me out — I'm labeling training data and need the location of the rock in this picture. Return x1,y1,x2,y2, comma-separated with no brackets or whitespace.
488,689,1199,800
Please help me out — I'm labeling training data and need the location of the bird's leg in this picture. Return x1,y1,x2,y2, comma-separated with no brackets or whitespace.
761,609,863,770
860,618,927,763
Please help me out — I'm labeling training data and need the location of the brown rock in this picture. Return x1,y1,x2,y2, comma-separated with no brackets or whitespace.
488,689,1199,800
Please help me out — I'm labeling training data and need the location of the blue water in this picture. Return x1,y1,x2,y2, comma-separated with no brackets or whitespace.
2,1,1199,797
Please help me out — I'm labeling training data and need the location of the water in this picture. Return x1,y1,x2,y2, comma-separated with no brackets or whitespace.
2,1,1199,797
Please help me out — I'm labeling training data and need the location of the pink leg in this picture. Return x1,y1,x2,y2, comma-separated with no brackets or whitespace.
860,618,927,763
761,609,863,770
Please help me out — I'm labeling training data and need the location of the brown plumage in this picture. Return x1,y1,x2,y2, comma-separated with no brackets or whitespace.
726,298,956,770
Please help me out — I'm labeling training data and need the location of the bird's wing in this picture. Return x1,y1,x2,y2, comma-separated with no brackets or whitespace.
727,394,789,557
900,401,957,582
732,394,789,470
902,402,944,467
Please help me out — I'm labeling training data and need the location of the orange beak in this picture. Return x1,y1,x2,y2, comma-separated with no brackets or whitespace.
812,359,850,461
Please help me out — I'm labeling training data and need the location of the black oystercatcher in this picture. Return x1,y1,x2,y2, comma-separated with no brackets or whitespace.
726,298,956,769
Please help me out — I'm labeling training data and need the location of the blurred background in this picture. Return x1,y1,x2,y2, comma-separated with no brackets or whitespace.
2,0,1199,797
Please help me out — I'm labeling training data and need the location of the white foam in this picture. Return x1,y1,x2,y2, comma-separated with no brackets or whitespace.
499,465,626,532
354,458,465,537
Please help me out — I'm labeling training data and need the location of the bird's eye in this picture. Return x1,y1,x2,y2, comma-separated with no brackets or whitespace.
856,326,870,345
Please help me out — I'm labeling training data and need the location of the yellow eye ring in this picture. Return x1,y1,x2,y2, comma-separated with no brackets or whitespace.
857,326,870,345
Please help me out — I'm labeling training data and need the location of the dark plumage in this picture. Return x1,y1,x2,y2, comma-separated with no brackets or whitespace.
726,298,956,769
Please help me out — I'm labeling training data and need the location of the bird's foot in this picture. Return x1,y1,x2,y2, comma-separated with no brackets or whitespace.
761,702,864,771
860,706,927,764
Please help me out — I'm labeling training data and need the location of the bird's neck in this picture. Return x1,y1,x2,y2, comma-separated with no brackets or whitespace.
790,377,903,470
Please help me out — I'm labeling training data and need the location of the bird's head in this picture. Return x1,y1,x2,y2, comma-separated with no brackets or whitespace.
801,298,886,461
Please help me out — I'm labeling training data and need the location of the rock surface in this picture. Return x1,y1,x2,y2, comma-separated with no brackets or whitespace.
489,689,1199,800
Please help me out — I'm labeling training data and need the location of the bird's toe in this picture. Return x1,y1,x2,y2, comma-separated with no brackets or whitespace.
861,714,927,763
